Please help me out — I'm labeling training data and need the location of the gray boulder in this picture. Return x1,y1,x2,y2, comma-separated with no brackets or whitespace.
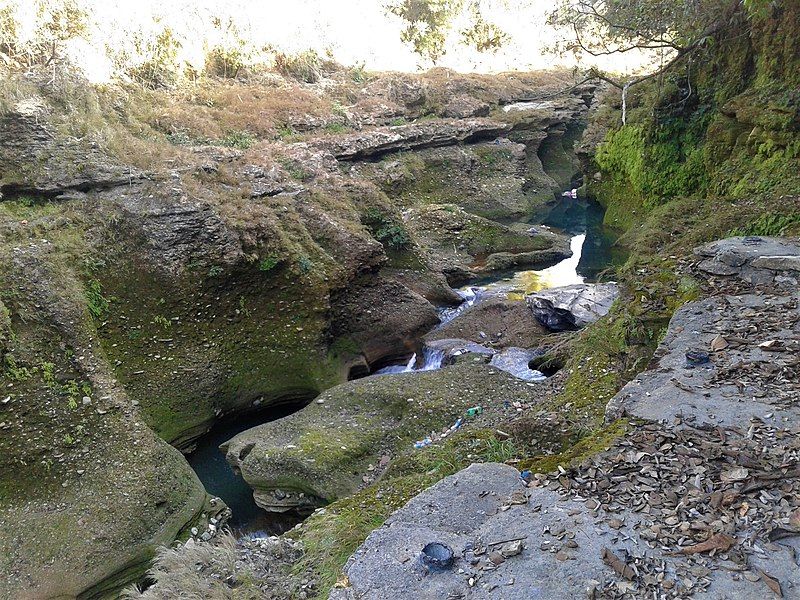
527,282,618,331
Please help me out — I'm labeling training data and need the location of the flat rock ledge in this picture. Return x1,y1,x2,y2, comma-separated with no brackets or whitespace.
695,236,800,285
332,459,800,599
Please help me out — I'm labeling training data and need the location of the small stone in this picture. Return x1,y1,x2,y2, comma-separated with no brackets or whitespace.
501,540,523,558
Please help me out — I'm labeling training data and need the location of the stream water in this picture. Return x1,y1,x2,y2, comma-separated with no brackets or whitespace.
186,195,623,535
186,404,304,536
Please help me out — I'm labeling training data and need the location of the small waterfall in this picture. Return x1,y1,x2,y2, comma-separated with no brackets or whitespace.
417,346,445,371
374,345,445,375
375,354,417,375
437,286,483,327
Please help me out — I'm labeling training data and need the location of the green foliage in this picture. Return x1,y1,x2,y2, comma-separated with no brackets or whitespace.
0,0,89,70
219,130,254,149
258,255,280,272
349,63,369,83
153,315,171,329
203,16,251,78
323,122,348,134
361,208,411,250
85,279,110,320
2,354,31,381
389,116,408,126
481,437,518,463
386,0,505,65
125,25,184,89
297,256,313,274
730,212,800,237
596,122,707,209
274,49,328,83
278,158,312,181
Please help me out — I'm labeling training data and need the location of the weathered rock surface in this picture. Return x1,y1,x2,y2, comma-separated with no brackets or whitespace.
427,297,550,349
0,246,210,599
403,204,569,282
527,282,619,331
329,275,440,369
309,119,512,161
333,237,800,600
695,236,800,285
606,291,799,428
333,456,800,600
222,364,550,514
608,236,800,427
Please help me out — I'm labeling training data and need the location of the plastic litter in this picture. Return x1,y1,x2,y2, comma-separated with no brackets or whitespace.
561,188,578,199
685,349,711,368
466,406,483,417
413,437,433,449
421,542,455,570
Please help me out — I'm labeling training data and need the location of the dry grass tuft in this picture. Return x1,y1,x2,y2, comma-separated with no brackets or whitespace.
122,533,251,600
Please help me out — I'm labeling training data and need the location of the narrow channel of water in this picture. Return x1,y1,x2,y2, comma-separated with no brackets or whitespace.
186,404,304,537
186,196,623,534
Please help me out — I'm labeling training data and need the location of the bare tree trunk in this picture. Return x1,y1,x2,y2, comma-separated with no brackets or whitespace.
622,82,630,125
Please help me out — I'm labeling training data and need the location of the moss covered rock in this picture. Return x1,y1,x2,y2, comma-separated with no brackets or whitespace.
403,204,569,283
223,363,550,514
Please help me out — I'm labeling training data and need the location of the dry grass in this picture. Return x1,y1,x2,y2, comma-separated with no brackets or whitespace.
121,533,253,600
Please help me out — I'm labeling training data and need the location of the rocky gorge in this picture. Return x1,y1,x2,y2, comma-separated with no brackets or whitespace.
2,3,800,599
0,67,606,598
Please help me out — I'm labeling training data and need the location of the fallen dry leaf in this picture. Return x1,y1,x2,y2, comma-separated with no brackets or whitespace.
710,334,729,351
721,467,749,482
680,533,736,555
601,547,635,580
758,569,783,598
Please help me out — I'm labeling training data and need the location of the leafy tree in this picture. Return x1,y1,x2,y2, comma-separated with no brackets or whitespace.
385,0,507,65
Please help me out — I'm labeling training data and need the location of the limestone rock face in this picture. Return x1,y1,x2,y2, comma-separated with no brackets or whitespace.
527,282,619,331
309,119,512,161
329,275,440,369
404,204,570,282
0,97,141,194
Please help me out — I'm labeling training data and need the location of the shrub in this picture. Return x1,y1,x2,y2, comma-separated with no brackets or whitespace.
85,279,110,319
219,130,254,149
125,25,184,89
273,49,336,83
361,208,411,250
258,255,280,272
0,0,88,70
